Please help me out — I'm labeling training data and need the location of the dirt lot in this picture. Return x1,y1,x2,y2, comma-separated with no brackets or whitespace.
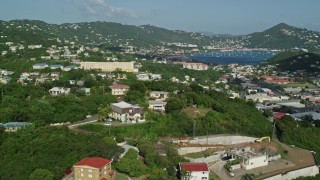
256,140,316,179
207,140,316,180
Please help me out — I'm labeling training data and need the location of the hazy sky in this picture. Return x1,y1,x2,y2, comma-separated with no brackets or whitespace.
1,0,320,34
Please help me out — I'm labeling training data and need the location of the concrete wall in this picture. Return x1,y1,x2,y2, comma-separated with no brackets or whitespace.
263,165,319,180
178,147,212,155
188,135,256,145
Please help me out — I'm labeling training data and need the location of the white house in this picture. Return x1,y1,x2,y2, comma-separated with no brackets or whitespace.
49,87,70,96
33,63,48,69
150,91,169,100
148,100,167,112
110,101,145,123
179,162,209,180
137,73,150,81
150,74,162,80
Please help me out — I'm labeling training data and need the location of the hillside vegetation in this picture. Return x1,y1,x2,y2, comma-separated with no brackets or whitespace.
265,52,320,72
1,20,320,51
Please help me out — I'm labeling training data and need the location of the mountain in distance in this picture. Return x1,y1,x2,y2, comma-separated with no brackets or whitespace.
1,20,320,52
247,23,320,51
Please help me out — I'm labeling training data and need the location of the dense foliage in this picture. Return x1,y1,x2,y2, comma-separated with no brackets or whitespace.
115,149,146,177
277,115,320,161
265,52,320,72
0,126,123,179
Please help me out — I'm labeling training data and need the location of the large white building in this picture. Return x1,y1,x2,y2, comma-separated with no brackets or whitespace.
80,62,137,72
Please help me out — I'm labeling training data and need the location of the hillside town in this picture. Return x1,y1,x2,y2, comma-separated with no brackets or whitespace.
1,4,320,180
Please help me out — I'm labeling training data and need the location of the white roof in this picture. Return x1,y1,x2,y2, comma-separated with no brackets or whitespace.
112,101,132,108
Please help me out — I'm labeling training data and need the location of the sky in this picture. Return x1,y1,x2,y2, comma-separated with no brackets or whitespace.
1,0,320,35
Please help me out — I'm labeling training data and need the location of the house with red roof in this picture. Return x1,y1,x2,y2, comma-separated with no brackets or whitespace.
109,84,129,97
179,162,209,180
73,157,114,180
274,112,287,120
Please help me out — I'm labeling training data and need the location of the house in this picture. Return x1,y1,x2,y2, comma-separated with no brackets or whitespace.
179,162,209,180
136,73,150,81
150,91,169,100
49,87,70,96
33,63,48,69
149,100,167,112
150,74,162,80
0,122,32,132
240,154,268,170
110,101,144,123
50,64,64,70
231,148,269,170
109,84,130,96
73,157,114,180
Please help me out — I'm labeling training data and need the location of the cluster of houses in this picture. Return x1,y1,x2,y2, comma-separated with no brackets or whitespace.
136,73,162,81
173,62,208,71
0,69,14,84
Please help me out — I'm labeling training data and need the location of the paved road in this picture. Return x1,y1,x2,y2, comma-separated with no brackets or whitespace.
68,115,98,128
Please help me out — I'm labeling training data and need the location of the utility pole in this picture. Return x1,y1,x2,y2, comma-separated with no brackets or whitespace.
193,120,196,138
272,120,276,140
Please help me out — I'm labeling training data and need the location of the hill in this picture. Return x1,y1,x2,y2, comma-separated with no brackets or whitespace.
1,20,320,51
265,51,320,72
246,23,320,51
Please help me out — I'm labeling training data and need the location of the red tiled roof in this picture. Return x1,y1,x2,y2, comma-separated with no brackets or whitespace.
180,162,209,172
74,157,112,169
274,112,286,120
109,84,129,89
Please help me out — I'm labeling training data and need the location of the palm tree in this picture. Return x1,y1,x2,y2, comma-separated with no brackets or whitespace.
97,105,112,122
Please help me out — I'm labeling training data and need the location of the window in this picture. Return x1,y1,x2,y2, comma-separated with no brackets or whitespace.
81,173,83,177
81,168,83,172
88,174,92,178
88,169,92,173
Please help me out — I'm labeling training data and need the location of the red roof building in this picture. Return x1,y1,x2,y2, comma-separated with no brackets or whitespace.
274,112,287,120
109,84,130,97
109,84,129,89
73,157,114,180
179,162,209,180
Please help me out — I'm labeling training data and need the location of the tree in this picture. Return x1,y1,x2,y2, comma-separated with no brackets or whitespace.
97,105,112,122
116,149,146,177
263,109,273,118
130,82,147,94
166,97,186,113
29,169,54,180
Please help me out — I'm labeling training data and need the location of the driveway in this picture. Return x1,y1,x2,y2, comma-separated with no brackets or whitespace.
209,161,237,180
119,143,139,159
